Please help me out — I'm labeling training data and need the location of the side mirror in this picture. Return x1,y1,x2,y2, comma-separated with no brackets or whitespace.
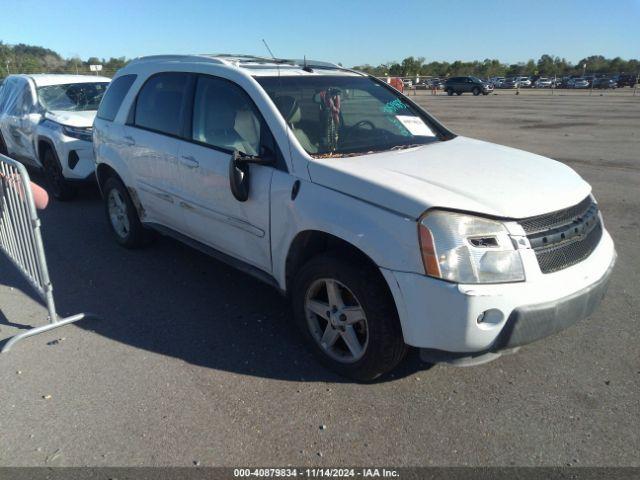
228,149,275,202
229,150,250,202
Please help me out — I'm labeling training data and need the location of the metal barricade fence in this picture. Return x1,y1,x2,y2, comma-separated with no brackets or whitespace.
0,153,94,352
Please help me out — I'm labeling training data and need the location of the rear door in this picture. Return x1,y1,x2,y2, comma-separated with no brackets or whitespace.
174,75,275,272
122,72,192,232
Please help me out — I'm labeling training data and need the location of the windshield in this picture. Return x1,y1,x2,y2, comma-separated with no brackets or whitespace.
37,82,109,112
255,75,439,157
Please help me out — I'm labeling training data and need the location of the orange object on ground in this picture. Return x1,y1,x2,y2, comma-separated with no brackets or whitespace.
389,77,404,93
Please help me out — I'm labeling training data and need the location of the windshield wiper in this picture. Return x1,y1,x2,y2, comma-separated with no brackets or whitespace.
390,143,427,151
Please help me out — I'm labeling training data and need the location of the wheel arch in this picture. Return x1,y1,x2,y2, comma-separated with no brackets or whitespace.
284,229,395,303
37,135,58,167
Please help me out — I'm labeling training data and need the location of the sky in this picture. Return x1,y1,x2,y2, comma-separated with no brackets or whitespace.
1,0,639,66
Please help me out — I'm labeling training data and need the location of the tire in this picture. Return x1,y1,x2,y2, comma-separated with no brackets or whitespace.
103,175,154,248
42,146,77,201
472,87,480,96
446,89,453,96
292,253,408,382
456,91,462,95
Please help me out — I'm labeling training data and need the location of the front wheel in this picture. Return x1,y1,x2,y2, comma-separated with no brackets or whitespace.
456,91,462,95
446,89,453,96
103,176,154,248
42,147,77,201
292,254,407,382
472,87,480,96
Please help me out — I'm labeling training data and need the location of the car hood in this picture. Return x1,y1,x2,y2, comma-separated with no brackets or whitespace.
45,110,96,128
307,136,591,220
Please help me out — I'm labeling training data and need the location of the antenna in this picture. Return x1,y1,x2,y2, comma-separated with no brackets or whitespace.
262,39,276,60
302,55,313,73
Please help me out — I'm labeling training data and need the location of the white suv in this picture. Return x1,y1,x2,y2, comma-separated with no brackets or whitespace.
93,55,616,381
0,74,110,199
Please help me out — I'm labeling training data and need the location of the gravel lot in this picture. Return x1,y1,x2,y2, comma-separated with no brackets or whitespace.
1,90,638,467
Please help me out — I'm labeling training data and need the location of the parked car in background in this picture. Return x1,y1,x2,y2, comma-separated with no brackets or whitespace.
94,54,615,380
414,80,428,90
613,74,638,87
444,76,493,95
592,78,617,89
490,77,505,88
429,78,444,90
402,79,413,88
516,76,532,87
533,77,553,88
568,78,590,89
0,74,110,199
500,77,518,88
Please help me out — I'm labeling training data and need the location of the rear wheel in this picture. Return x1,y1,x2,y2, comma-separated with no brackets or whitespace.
456,91,462,95
446,89,453,96
292,254,408,382
103,176,154,248
42,147,77,201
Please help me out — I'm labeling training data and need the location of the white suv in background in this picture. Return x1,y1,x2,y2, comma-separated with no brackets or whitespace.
0,74,110,199
93,55,616,381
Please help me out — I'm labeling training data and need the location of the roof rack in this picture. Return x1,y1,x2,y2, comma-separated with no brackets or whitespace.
127,54,227,66
126,54,361,76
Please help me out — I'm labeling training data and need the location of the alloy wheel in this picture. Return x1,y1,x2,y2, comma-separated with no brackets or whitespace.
304,278,369,363
107,189,131,239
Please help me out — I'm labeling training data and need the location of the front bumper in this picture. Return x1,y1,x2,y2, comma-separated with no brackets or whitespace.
381,228,616,353
492,257,613,349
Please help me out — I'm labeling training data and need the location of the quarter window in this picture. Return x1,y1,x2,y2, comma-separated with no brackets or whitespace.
134,73,190,136
97,75,137,121
192,76,262,156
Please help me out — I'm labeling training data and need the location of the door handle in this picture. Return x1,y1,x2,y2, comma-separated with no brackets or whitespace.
123,135,136,146
180,155,199,169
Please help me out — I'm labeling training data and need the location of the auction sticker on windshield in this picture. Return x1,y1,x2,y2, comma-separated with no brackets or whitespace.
395,115,434,137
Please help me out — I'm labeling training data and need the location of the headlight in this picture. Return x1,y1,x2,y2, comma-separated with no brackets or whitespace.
62,125,93,142
418,210,525,284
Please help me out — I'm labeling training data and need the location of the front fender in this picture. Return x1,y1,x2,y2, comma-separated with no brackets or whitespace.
270,171,423,291
94,119,136,191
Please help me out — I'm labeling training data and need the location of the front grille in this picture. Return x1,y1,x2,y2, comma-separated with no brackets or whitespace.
534,222,603,273
520,196,593,234
520,196,603,274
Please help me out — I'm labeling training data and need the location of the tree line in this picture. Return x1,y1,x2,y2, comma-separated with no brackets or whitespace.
353,55,640,78
1,42,638,80
0,42,127,77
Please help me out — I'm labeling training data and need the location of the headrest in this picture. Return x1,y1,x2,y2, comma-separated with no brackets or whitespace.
273,96,300,124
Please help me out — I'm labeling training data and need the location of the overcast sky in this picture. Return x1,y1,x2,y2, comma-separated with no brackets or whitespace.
2,0,638,66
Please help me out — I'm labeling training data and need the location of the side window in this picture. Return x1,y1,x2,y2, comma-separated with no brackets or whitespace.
22,87,34,113
97,74,136,121
134,73,190,136
192,76,262,156
9,84,30,115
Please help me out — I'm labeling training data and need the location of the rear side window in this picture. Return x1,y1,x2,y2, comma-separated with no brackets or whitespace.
97,75,136,121
134,73,190,136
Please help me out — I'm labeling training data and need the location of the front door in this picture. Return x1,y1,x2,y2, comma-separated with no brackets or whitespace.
175,75,274,272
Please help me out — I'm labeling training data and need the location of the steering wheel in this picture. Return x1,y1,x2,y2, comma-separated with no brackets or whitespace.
351,120,376,131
